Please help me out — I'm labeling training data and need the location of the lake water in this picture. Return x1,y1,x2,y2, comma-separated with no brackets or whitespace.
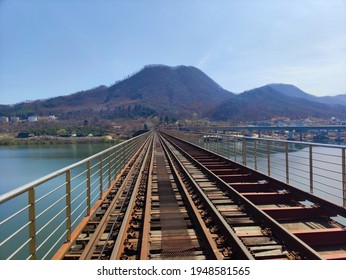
0,143,113,195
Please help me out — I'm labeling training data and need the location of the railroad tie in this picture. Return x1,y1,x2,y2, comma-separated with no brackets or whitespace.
156,149,196,259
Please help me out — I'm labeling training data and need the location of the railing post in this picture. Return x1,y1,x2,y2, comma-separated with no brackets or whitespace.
342,148,346,207
234,139,237,162
242,138,247,166
99,155,103,199
309,145,313,194
28,188,36,260
65,170,71,242
285,142,289,184
114,147,118,178
87,160,91,216
267,140,271,176
254,139,257,170
227,136,230,159
108,151,111,187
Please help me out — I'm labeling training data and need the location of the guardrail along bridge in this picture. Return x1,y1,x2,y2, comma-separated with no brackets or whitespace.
1,130,346,260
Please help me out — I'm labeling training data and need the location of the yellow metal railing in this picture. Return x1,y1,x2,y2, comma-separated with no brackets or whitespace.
0,132,149,260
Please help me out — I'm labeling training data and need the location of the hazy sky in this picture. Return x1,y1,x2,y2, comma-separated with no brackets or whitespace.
1,0,345,104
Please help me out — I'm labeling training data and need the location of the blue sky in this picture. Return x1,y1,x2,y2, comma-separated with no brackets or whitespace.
0,0,345,104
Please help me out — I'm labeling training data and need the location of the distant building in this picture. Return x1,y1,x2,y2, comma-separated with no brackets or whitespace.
0,116,9,123
28,116,38,122
330,117,339,125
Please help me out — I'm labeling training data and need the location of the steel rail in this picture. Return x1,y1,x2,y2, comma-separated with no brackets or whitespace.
170,133,346,216
80,169,131,259
110,134,154,259
159,135,230,260
161,132,325,260
79,135,154,259
98,139,152,259
139,134,155,260
50,133,150,260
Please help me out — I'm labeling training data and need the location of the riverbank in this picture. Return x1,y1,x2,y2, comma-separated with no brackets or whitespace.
0,134,120,146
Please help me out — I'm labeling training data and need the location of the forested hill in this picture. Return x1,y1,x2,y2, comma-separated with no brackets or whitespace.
1,65,345,121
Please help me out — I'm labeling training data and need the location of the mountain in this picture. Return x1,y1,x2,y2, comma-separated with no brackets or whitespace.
104,65,234,117
211,85,346,121
1,65,345,122
0,65,234,120
267,83,317,101
318,94,346,106
267,83,346,107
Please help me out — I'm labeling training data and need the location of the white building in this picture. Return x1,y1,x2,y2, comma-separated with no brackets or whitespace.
28,116,38,122
0,116,9,123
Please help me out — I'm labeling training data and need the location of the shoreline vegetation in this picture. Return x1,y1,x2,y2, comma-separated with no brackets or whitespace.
0,134,120,146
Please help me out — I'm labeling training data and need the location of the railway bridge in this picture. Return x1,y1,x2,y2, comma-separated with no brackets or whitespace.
1,130,346,260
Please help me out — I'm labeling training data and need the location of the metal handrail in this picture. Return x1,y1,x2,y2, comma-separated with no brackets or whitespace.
0,134,142,204
0,132,150,260
165,130,346,208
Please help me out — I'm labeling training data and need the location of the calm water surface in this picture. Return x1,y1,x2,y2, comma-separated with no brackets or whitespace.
0,143,113,195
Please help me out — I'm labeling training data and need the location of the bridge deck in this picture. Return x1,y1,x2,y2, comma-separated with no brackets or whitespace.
51,131,346,260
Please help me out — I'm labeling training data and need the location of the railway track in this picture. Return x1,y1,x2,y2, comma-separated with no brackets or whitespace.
161,132,346,260
58,133,154,260
53,131,346,260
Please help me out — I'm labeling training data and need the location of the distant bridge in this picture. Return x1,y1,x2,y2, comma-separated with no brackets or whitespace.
188,125,346,141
